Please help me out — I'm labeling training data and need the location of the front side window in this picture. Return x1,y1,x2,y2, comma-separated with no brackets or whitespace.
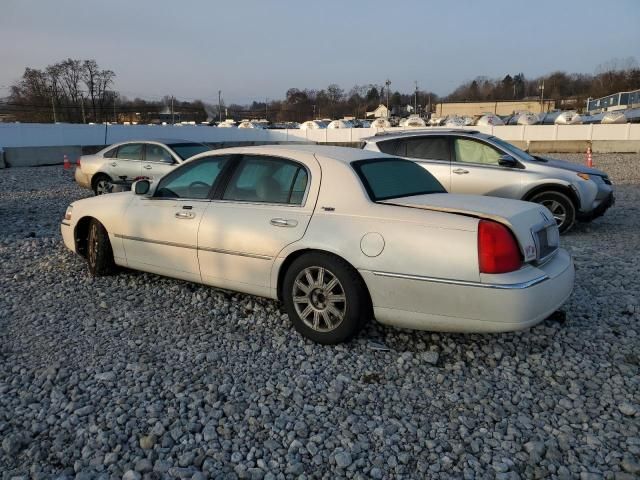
353,158,446,202
403,137,450,161
223,155,308,205
454,138,501,165
155,156,229,199
146,144,174,163
116,143,143,160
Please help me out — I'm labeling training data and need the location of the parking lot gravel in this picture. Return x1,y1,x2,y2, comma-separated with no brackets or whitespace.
0,153,639,479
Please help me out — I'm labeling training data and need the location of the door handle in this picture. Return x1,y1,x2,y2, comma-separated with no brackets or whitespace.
111,162,117,167
453,168,469,174
270,218,298,227
175,211,195,219
143,164,152,170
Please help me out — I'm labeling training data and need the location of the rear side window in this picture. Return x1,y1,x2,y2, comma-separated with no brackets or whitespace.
146,144,174,163
223,155,308,205
404,137,450,161
116,143,143,160
376,139,400,155
353,158,445,201
103,147,117,158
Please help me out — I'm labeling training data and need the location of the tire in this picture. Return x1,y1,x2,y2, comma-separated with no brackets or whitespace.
86,219,116,276
92,174,112,196
282,252,370,344
529,191,576,234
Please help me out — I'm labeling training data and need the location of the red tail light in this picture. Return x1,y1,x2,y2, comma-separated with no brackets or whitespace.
477,220,522,274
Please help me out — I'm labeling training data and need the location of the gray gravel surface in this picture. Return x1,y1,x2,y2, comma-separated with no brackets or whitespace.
0,157,639,479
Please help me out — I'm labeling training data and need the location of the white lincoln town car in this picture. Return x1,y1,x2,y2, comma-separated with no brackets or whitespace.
61,145,574,344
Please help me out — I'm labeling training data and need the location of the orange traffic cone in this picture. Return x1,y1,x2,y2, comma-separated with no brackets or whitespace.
585,144,593,168
63,154,71,170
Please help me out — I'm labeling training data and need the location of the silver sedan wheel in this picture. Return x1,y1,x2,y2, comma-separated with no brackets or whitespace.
95,179,111,195
540,199,567,225
292,266,347,332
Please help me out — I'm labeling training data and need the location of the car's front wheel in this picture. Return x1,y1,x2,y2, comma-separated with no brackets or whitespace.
530,191,576,234
92,174,112,196
87,219,116,276
282,252,370,344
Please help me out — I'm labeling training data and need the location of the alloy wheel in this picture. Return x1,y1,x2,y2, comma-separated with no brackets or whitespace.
540,199,567,225
292,266,347,332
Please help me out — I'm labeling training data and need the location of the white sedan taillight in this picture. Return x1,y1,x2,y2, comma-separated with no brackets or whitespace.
477,220,522,274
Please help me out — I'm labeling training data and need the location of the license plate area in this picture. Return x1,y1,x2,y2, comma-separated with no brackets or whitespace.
533,223,559,264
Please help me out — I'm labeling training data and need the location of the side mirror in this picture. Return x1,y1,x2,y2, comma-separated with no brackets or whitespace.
134,179,150,195
498,155,517,168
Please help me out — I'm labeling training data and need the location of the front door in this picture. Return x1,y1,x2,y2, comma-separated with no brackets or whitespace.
119,155,230,282
449,137,524,198
198,154,317,297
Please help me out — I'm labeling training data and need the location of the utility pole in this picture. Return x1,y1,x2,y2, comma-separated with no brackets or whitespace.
51,95,57,123
80,95,86,124
265,97,268,121
218,90,222,123
171,96,175,124
414,81,418,115
113,92,117,123
539,80,545,113
385,79,391,115
313,104,316,120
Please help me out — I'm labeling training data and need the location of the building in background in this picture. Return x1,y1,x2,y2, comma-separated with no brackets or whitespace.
586,89,640,114
435,100,555,117
366,104,389,119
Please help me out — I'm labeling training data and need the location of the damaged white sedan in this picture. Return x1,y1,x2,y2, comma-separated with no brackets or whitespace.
61,145,574,344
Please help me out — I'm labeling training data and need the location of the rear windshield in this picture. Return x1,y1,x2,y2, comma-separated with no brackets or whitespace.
167,142,212,160
352,158,446,201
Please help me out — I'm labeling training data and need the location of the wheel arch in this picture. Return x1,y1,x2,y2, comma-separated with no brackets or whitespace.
522,183,580,210
74,216,99,258
91,171,112,190
276,248,373,313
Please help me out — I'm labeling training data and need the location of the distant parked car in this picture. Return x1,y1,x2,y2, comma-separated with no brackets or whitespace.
362,130,615,233
61,145,574,344
75,140,213,195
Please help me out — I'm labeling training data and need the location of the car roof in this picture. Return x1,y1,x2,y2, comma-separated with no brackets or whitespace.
108,139,208,146
191,144,391,164
362,128,488,143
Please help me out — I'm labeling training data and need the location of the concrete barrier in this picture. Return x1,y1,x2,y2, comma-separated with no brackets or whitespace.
4,146,83,167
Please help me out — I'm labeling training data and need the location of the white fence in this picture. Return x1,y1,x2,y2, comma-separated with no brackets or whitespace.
1,122,639,148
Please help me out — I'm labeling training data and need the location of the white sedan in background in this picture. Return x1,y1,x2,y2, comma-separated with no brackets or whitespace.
62,145,574,344
75,140,212,195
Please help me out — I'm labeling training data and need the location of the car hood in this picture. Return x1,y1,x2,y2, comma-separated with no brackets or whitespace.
381,193,557,262
533,156,608,177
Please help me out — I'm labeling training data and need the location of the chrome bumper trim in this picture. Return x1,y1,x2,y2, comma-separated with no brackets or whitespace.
371,271,549,290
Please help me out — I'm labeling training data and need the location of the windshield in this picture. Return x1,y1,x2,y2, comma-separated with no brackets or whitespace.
488,136,538,162
167,142,212,160
352,158,446,201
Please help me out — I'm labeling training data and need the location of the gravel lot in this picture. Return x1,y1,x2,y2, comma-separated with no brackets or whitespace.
0,154,639,480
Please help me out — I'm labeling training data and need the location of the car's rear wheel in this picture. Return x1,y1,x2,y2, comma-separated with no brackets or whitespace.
87,219,116,276
92,174,112,196
530,191,576,234
282,252,370,344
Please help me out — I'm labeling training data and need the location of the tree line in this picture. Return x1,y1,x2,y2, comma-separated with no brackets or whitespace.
2,57,638,124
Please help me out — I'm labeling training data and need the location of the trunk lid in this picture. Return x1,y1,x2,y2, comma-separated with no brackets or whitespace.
381,193,559,263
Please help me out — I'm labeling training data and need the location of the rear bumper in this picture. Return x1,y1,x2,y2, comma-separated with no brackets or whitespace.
74,168,91,189
577,191,615,222
362,249,574,333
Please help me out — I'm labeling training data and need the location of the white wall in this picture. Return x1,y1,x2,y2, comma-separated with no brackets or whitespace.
1,122,639,148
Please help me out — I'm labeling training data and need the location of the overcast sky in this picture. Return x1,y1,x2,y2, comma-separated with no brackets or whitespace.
0,0,638,104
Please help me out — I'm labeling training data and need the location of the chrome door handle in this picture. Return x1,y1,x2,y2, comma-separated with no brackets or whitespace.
143,164,152,170
111,162,117,167
270,218,298,227
453,168,469,174
175,212,195,219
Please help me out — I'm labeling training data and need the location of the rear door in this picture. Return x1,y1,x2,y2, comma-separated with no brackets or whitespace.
197,153,319,296
143,143,178,183
449,137,524,198
395,136,452,191
108,143,143,181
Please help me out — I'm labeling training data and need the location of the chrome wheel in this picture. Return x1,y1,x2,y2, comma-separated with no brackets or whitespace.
292,266,347,332
95,179,111,195
540,199,567,225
